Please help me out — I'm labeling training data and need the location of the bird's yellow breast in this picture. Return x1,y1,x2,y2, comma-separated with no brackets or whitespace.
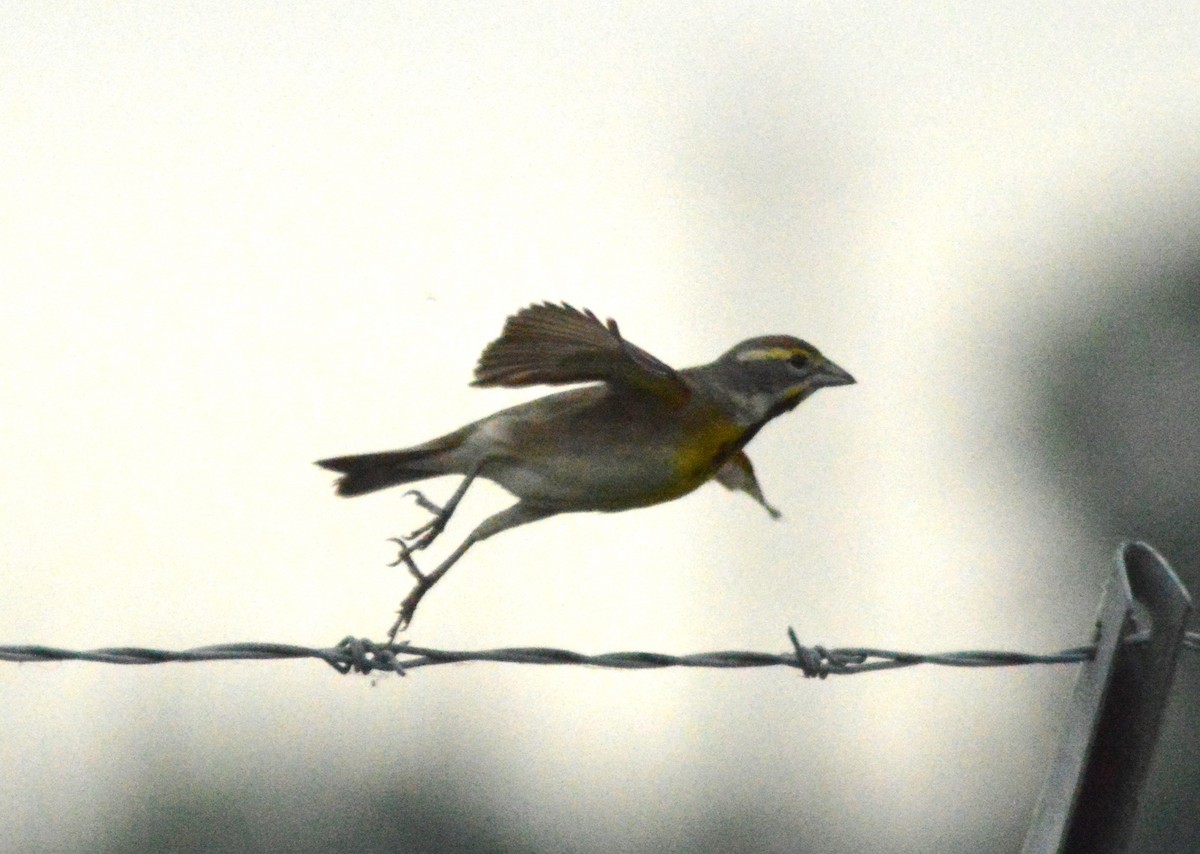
653,415,746,502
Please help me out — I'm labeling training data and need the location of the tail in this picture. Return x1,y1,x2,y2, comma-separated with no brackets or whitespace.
316,430,469,497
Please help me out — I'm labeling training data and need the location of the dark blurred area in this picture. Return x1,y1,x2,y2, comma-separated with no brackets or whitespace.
1043,263,1200,577
99,777,525,854
98,776,829,854
1039,253,1200,851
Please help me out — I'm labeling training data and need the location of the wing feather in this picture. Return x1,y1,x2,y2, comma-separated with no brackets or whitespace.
472,302,689,404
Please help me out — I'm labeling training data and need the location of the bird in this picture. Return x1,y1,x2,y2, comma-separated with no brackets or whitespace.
317,301,855,639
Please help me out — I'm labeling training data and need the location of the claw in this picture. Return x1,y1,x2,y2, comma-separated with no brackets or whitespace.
403,517,438,543
386,538,428,580
389,489,453,555
402,489,444,516
387,538,412,564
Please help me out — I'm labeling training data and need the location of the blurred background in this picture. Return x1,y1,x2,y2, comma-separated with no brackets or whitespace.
3,3,1198,852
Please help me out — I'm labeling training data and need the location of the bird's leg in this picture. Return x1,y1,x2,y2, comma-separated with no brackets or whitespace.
388,461,485,567
388,530,479,640
386,502,557,640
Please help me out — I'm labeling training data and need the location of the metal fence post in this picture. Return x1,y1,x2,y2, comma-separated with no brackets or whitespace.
1023,541,1192,853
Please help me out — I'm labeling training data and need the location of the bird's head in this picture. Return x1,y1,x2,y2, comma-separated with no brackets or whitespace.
702,335,856,426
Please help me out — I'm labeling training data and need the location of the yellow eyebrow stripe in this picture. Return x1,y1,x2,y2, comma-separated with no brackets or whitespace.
734,347,805,362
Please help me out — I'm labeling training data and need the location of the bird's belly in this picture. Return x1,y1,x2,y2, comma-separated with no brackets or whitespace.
484,421,743,511
484,453,688,510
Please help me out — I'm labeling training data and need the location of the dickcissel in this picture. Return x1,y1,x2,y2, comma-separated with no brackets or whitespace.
318,301,855,638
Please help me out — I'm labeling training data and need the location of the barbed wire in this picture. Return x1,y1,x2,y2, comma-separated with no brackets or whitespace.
4,628,1197,678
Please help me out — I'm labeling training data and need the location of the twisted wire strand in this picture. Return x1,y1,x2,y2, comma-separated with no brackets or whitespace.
5,629,1194,678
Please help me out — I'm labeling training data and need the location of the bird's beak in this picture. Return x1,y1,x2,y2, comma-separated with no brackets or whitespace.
813,358,856,388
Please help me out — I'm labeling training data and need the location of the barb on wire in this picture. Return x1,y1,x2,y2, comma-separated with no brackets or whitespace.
5,628,1195,678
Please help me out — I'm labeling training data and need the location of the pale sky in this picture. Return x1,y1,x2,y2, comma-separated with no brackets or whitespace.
3,4,1199,851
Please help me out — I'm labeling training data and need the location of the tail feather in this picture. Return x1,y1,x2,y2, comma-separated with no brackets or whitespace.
316,430,468,497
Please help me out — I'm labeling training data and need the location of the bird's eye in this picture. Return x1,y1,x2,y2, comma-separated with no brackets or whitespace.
787,353,811,370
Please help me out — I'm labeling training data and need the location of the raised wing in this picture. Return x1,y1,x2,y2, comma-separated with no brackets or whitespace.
472,302,689,404
713,451,781,519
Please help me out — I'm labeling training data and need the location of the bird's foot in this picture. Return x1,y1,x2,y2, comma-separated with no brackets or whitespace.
383,468,484,639
387,577,431,641
386,489,451,563
384,495,444,637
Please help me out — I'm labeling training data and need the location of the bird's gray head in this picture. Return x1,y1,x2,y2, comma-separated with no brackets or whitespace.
704,335,856,426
